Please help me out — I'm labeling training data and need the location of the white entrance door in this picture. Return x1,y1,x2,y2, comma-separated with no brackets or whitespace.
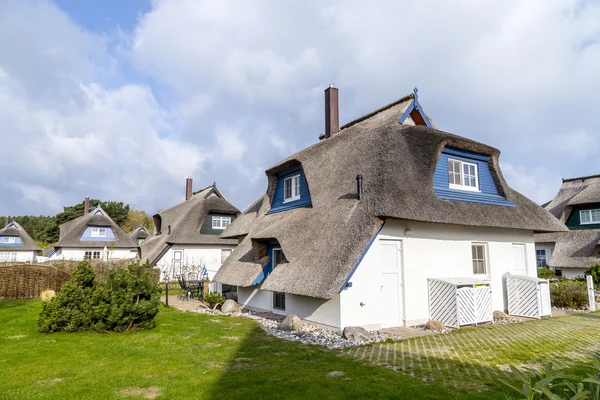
512,244,527,276
173,250,183,278
380,240,403,328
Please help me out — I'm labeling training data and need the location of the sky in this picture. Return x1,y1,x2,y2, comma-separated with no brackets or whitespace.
1,0,599,216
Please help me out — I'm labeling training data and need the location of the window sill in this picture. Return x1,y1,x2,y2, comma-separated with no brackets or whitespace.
449,184,480,192
283,197,301,204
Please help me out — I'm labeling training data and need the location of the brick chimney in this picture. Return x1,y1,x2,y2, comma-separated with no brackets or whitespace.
132,219,137,231
4,216,9,227
324,84,339,138
186,177,193,201
84,196,90,216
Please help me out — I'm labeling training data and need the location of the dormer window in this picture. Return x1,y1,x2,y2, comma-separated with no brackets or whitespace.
283,174,301,202
3,237,16,244
580,209,600,224
448,159,479,191
91,228,107,237
212,216,232,229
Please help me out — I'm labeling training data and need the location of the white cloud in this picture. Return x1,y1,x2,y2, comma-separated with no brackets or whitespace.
2,0,600,216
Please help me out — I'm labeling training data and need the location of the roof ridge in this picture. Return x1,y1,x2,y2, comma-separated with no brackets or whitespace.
339,93,414,131
563,174,600,183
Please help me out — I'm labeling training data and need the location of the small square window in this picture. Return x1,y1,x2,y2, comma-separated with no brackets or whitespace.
472,244,487,274
448,159,479,191
283,174,301,202
212,216,232,229
3,237,16,244
91,228,107,237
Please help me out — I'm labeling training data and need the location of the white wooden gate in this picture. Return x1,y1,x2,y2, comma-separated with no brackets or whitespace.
506,274,551,318
428,278,493,328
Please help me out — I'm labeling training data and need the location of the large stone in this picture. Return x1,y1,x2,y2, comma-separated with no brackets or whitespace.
221,299,240,313
493,310,510,321
342,326,372,342
279,314,302,331
424,320,445,331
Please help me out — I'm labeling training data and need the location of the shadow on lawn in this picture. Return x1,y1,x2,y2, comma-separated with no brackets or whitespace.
204,325,521,400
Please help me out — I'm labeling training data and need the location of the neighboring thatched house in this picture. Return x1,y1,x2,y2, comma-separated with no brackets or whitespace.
140,180,239,292
0,219,41,262
129,224,150,246
535,175,600,277
48,200,138,261
214,86,566,330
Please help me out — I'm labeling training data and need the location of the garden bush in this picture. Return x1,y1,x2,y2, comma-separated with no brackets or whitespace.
585,264,600,288
537,267,556,280
204,292,226,308
37,261,161,333
550,279,588,309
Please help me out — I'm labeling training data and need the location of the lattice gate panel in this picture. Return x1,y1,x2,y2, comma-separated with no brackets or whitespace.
428,279,458,328
539,281,552,317
474,286,493,324
457,288,476,326
507,275,542,318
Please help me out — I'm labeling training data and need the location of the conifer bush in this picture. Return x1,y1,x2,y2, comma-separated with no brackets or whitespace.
37,261,160,333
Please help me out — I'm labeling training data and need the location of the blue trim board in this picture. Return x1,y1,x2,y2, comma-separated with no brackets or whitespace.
267,168,312,215
398,87,432,128
433,147,515,207
339,222,385,292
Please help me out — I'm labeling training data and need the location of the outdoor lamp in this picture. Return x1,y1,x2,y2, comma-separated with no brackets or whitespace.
162,271,169,308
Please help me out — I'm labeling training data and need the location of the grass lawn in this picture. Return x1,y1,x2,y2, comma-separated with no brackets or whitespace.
0,301,597,400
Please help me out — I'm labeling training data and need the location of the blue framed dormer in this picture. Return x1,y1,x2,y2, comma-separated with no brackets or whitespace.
398,87,433,128
0,236,22,246
80,226,116,241
267,168,312,214
252,244,282,285
433,147,515,207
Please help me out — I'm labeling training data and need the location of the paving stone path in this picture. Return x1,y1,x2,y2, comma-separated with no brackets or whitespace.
341,313,600,389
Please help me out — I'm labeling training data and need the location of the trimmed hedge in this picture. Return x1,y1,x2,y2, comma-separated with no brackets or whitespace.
550,280,588,309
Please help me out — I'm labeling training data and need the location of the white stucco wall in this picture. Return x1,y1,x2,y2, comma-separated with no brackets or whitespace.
341,220,537,328
238,286,341,329
154,244,235,293
237,220,537,331
53,248,137,261
561,268,587,279
534,243,554,268
0,250,37,263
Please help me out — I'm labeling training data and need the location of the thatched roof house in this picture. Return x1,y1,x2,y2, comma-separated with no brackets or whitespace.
0,220,41,262
140,182,240,273
49,205,137,261
129,226,150,246
215,87,565,313
535,175,600,277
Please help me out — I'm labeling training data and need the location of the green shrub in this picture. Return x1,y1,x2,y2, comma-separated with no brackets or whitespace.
204,292,226,307
504,359,600,399
550,280,588,309
537,267,556,280
586,264,600,287
37,261,161,333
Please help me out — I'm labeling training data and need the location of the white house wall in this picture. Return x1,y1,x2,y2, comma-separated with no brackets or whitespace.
534,243,554,268
0,250,37,263
561,268,587,279
54,248,137,261
154,244,235,293
340,220,537,328
238,286,341,330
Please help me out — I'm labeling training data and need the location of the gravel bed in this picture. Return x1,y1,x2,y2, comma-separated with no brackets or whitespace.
192,306,405,349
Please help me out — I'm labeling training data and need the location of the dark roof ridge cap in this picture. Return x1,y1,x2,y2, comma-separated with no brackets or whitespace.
340,93,414,131
563,174,600,183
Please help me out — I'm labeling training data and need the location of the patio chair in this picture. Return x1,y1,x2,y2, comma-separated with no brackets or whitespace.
180,275,201,300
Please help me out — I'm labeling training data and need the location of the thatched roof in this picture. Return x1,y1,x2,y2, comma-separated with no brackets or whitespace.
0,222,41,252
53,206,136,249
535,230,600,269
139,184,239,265
215,94,567,300
129,226,150,241
544,175,600,221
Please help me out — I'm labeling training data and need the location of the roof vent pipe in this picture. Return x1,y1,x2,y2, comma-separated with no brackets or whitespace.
324,84,339,138
356,174,363,200
186,177,193,201
168,225,171,235
84,196,90,216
